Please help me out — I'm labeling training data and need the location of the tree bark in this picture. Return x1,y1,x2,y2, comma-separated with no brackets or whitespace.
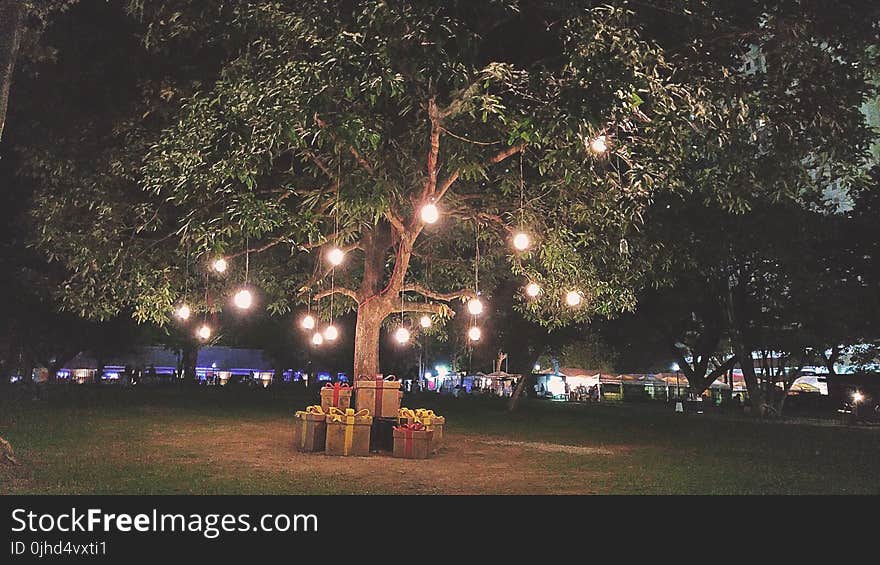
353,297,389,378
0,0,25,143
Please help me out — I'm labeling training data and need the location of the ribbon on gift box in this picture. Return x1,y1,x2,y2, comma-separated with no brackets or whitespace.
393,422,426,458
294,405,325,449
397,407,417,426
357,374,398,416
322,382,350,407
328,407,370,455
414,408,439,427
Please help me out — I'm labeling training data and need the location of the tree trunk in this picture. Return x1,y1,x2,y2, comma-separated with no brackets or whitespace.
0,0,25,143
353,298,388,378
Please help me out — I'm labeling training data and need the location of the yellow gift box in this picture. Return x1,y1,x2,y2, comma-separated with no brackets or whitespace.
324,407,372,456
293,405,327,452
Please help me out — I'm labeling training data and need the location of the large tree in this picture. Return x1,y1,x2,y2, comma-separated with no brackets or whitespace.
26,1,701,378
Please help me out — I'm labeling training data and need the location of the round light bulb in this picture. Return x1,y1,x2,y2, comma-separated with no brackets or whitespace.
525,283,541,298
513,232,531,251
176,303,191,320
395,327,411,344
467,297,484,316
324,325,339,341
233,289,253,309
420,203,439,224
212,258,228,273
301,314,316,330
565,290,583,307
852,391,864,404
468,326,482,342
312,332,324,346
197,325,212,340
419,315,432,329
590,135,608,154
326,247,345,266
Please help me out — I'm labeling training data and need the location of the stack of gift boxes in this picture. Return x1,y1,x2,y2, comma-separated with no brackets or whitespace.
293,375,445,459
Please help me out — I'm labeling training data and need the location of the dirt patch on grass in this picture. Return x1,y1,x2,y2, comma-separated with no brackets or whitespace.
144,417,621,494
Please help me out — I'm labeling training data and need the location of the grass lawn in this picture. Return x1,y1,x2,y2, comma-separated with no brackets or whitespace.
1,386,878,494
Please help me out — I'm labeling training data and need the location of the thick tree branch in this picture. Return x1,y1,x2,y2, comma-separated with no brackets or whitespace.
435,142,526,201
226,233,295,259
314,286,359,302
401,284,476,302
391,301,454,316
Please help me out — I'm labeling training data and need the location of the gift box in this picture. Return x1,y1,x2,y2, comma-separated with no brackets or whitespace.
414,408,445,451
354,375,402,418
320,382,352,412
293,406,327,452
325,407,372,456
392,423,434,459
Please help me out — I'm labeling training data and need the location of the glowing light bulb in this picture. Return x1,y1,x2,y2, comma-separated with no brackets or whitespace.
589,135,608,154
565,290,583,307
233,289,253,309
395,327,411,344
312,332,324,346
175,303,191,320
852,391,864,404
468,326,482,342
324,325,339,341
419,315,432,328
467,297,484,316
513,232,531,251
197,325,212,340
212,258,228,273
326,247,345,266
420,203,439,224
301,314,316,330
525,283,541,297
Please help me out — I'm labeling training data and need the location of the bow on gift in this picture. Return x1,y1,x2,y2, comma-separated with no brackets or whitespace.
398,407,417,425
294,405,325,449
327,406,370,422
328,407,370,455
393,423,427,458
414,408,439,426
322,382,350,406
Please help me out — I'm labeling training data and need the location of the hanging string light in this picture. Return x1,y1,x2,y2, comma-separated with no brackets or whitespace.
233,234,253,310
211,257,228,273
197,271,212,340
176,240,192,320
565,290,583,307
326,246,345,266
468,224,483,342
301,291,316,330
312,332,324,346
197,324,212,341
525,282,541,298
419,315,432,328
176,303,192,320
420,201,439,224
467,297,484,315
394,326,411,345
589,134,608,155
512,152,531,251
322,169,343,343
468,326,482,342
